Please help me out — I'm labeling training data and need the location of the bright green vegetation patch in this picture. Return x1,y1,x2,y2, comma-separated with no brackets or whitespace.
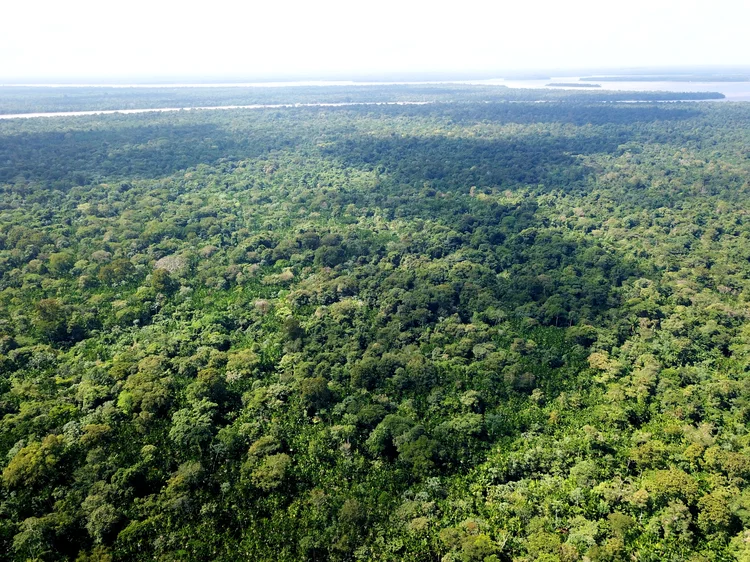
1,94,750,561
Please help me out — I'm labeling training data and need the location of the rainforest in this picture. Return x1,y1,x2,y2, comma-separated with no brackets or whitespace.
1,85,750,561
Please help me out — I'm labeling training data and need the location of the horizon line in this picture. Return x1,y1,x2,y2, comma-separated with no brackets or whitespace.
3,65,750,85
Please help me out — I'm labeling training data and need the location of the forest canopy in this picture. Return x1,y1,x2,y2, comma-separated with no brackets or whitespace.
0,85,750,561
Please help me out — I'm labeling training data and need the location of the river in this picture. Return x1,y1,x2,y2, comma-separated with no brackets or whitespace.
485,76,750,101
6,78,750,100
1,77,748,120
0,101,432,120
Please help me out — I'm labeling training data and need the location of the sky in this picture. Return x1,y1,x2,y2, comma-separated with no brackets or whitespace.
2,0,749,81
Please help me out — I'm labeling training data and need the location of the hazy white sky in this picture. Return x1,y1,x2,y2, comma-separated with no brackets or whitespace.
2,0,749,80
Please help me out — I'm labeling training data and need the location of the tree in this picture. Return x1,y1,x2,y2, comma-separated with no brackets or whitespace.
150,268,178,294
3,434,65,488
169,399,217,455
251,453,292,491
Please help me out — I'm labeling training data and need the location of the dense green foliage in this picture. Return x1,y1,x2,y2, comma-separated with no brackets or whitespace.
1,88,750,561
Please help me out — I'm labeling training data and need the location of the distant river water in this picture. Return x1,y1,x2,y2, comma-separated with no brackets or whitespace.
6,78,750,99
0,101,432,120
0,77,748,120
489,76,750,101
